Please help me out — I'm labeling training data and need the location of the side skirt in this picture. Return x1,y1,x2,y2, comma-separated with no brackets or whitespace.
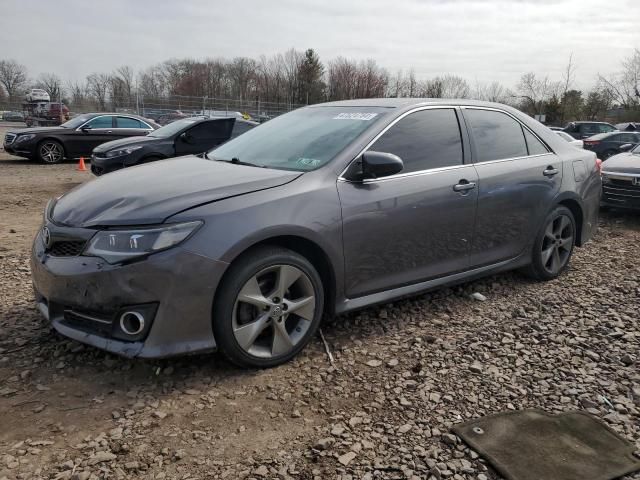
335,252,530,315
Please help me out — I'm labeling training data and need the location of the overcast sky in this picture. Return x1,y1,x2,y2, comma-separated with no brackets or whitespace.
2,0,638,89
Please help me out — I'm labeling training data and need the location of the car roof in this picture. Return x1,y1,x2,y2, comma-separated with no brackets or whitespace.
309,98,513,109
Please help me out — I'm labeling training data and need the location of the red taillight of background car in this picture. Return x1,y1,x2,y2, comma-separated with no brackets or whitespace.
595,158,602,174
584,140,600,146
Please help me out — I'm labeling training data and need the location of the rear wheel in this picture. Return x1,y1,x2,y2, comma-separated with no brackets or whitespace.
37,140,64,164
525,205,576,281
213,246,324,368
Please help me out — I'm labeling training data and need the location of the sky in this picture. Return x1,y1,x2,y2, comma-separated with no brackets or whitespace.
1,0,638,90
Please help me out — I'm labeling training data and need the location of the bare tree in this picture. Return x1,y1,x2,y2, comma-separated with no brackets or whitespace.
559,53,577,125
598,48,640,109
36,73,64,102
66,80,87,109
473,80,510,103
86,73,111,110
516,72,561,115
0,59,28,100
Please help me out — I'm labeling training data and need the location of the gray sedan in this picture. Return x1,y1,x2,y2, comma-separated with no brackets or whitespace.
601,143,640,209
31,99,601,368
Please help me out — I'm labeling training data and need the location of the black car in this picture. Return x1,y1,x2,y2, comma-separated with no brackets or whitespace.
90,117,257,176
583,131,640,159
3,113,158,164
563,121,617,139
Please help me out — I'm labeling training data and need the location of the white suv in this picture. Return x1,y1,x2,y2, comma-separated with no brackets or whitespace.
25,89,50,103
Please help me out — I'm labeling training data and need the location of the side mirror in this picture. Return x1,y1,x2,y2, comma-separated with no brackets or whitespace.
346,151,404,181
179,132,192,143
81,125,92,132
619,143,634,152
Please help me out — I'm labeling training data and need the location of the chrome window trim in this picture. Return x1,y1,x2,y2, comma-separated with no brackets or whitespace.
461,105,553,158
472,152,555,167
338,105,464,182
337,162,472,184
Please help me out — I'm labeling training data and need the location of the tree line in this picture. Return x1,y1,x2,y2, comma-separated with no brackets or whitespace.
0,47,638,124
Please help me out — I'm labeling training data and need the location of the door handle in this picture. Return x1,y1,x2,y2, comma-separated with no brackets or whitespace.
107,130,113,134
453,180,476,192
543,166,559,177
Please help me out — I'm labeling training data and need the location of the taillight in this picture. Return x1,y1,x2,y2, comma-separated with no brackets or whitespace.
595,158,602,174
584,140,600,146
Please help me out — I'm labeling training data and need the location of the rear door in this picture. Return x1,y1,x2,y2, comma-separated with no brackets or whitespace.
462,107,561,267
338,107,479,298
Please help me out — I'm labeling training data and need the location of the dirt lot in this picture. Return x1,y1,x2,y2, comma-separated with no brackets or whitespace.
0,123,639,480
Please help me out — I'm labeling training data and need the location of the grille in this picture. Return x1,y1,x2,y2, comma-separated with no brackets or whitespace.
49,240,86,257
4,133,16,145
63,308,113,336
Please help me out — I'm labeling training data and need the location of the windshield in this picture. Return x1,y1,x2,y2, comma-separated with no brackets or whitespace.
149,118,200,138
632,144,640,154
208,106,389,171
60,114,94,129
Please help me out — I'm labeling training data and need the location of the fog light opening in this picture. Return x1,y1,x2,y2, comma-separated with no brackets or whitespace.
119,311,145,336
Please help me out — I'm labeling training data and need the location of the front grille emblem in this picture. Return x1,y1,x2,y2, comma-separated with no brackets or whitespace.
42,226,52,249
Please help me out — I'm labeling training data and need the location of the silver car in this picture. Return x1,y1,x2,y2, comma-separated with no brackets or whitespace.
31,99,601,368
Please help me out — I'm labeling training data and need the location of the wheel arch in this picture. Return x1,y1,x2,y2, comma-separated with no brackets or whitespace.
555,194,584,246
214,234,338,318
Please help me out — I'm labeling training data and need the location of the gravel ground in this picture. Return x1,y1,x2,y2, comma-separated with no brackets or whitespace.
0,137,639,480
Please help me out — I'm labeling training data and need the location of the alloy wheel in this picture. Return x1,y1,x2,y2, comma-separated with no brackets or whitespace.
232,264,316,359
40,142,63,163
540,213,574,274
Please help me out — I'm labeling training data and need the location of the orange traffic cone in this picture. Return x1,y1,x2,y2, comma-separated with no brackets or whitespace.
77,157,88,172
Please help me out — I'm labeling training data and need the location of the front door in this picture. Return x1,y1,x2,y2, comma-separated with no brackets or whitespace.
338,107,478,298
68,115,116,157
176,119,234,156
461,107,562,267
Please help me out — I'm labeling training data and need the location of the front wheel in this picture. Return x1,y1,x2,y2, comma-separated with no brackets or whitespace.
37,140,65,164
213,246,325,368
525,206,576,281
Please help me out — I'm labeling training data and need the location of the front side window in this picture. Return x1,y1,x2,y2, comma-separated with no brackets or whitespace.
188,119,233,141
209,106,389,171
369,108,463,173
598,124,616,133
84,116,113,129
465,109,527,162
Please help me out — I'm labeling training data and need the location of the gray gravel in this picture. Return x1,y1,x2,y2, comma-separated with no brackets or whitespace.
0,209,639,480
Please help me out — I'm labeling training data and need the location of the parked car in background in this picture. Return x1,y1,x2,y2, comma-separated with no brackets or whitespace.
91,117,257,175
25,88,51,103
2,111,25,122
616,122,639,131
31,99,600,368
3,113,158,163
156,111,188,125
554,130,584,148
583,131,640,159
601,144,640,209
563,121,617,139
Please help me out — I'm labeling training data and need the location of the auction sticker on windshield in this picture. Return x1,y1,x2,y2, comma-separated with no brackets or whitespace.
333,112,379,121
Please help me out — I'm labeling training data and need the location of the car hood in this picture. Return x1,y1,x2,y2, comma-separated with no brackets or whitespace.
51,156,302,227
93,135,159,153
8,126,65,135
602,152,640,174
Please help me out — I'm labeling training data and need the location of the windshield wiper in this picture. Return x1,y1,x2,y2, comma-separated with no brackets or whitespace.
211,157,266,168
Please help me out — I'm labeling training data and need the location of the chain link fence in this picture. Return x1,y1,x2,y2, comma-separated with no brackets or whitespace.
0,93,306,123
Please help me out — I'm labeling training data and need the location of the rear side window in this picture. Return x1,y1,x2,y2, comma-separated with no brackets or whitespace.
117,117,145,129
465,109,527,162
369,108,463,173
598,124,616,133
617,133,638,143
523,128,549,155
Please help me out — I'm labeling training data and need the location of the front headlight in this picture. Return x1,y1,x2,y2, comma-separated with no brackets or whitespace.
83,221,202,264
16,133,36,143
105,145,143,158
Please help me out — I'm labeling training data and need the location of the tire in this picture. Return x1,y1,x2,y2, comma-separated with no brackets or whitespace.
37,140,65,164
213,246,325,368
524,205,576,281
